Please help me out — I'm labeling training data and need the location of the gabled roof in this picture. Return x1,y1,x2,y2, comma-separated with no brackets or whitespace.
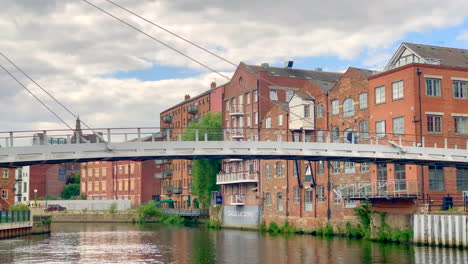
294,92,314,101
385,42,468,70
351,67,379,78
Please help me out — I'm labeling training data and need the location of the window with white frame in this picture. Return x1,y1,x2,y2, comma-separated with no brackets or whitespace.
393,116,404,135
277,192,283,211
317,186,325,203
318,160,324,175
359,93,368,109
265,163,271,179
254,112,258,125
453,80,468,99
376,120,386,138
316,130,324,142
359,121,369,140
253,89,258,102
304,105,311,118
456,168,468,191
278,114,283,126
247,116,251,127
375,86,386,104
316,103,323,118
332,126,340,142
454,117,468,134
361,162,370,172
392,80,404,100
304,189,313,211
246,92,251,104
332,100,339,115
427,115,442,133
2,168,8,178
293,187,300,204
333,189,341,204
426,78,441,97
343,98,354,117
265,117,272,128
332,161,341,174
270,89,278,100
344,162,355,174
276,162,283,178
265,193,272,206
429,166,444,191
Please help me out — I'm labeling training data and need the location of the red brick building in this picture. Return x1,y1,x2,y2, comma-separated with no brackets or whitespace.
80,160,162,206
159,82,224,208
0,168,16,210
29,163,80,200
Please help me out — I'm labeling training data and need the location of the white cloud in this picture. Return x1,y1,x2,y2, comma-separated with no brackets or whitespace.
1,0,468,132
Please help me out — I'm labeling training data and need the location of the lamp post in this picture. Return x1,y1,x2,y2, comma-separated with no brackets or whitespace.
34,189,37,207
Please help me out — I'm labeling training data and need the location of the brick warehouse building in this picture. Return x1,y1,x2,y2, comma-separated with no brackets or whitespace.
159,82,224,208
80,160,162,206
0,168,16,210
29,163,80,200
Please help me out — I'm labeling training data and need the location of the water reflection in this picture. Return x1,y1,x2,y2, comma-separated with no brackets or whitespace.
0,223,466,263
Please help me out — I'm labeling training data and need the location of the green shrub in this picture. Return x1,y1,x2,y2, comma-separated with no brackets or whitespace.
258,221,267,232
61,184,80,199
205,219,222,229
268,222,280,233
8,204,29,211
137,203,163,217
160,214,185,225
82,208,88,214
324,223,334,236
108,203,117,214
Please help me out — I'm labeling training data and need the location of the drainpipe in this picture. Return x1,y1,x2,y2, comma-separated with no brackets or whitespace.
325,91,331,220
417,68,425,201
285,113,290,218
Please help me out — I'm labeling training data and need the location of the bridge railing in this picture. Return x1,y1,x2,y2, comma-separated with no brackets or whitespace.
0,127,466,151
216,171,259,184
0,211,30,223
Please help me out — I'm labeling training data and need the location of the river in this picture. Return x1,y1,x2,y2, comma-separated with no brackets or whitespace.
0,223,466,263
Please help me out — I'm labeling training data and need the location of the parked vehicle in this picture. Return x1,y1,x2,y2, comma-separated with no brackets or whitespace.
45,204,66,211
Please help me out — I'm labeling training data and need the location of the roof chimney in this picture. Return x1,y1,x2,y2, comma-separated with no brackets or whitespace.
184,94,191,100
284,60,294,68
261,63,269,69
210,81,216,89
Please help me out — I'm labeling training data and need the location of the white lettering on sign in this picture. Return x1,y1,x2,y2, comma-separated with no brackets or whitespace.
226,210,253,217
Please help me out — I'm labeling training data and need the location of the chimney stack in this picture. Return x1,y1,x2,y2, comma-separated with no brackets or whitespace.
184,94,191,100
210,81,216,89
261,63,269,69
284,60,294,68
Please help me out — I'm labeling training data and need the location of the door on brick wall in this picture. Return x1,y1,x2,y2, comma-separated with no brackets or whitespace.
377,163,387,195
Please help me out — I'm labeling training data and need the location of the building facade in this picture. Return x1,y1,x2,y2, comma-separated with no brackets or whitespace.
0,168,16,210
29,163,80,200
15,166,30,203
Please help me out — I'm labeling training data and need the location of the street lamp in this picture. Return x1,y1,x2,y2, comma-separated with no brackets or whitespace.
34,189,37,207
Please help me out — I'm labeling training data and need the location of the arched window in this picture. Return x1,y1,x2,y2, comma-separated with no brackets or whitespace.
343,98,354,117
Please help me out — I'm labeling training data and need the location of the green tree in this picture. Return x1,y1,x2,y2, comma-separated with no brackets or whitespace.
182,112,222,208
66,173,80,185
61,183,80,199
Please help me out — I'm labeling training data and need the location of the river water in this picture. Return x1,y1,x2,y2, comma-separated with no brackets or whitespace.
0,223,466,264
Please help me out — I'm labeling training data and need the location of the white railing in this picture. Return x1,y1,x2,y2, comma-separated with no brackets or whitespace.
339,180,420,199
230,128,244,138
229,104,244,115
231,194,245,205
216,171,259,184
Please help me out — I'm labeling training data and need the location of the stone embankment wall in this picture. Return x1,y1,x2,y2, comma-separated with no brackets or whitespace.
51,212,138,223
414,214,468,248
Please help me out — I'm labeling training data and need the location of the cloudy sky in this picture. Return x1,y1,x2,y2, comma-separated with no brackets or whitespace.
1,0,468,134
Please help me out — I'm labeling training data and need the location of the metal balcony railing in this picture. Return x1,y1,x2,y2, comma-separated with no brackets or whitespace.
161,168,173,178
163,186,174,195
229,104,244,115
172,187,182,194
338,180,419,200
187,104,198,114
231,194,245,205
163,115,172,123
216,171,259,184
230,128,244,139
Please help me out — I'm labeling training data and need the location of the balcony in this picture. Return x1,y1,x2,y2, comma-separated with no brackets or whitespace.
338,180,419,200
163,186,174,195
230,128,244,139
172,187,182,194
217,171,259,185
161,168,173,178
187,104,198,114
231,194,245,205
230,104,244,116
163,115,173,123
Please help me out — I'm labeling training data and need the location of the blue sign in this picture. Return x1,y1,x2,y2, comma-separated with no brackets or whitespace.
216,195,223,205
58,168,66,181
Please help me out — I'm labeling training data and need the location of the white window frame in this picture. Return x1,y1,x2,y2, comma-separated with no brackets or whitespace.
375,86,386,104
343,98,354,117
392,80,404,100
331,100,339,115
265,117,272,128
2,168,8,178
376,120,386,138
359,93,368,109
454,116,468,134
277,114,283,126
427,115,442,134
246,92,251,104
270,89,278,100
393,116,405,135
304,105,311,118
453,80,468,99
253,90,258,102
426,78,441,97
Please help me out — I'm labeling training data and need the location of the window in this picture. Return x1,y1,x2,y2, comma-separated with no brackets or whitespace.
316,130,324,142
393,117,404,135
456,169,468,191
375,86,386,104
361,163,370,172
304,189,313,211
254,112,258,125
359,121,369,140
265,117,272,128
253,90,258,102
395,164,406,191
2,168,8,178
392,80,404,100
265,164,271,179
333,189,341,204
359,93,368,109
376,120,386,138
343,98,354,117
332,100,339,115
344,199,356,208
265,193,272,206
332,161,341,174
453,80,468,99
427,115,442,133
277,193,283,211
293,187,300,204
278,114,283,126
23,182,27,193
318,160,324,175
317,186,325,203
377,163,387,181
304,163,312,182
316,103,323,118
246,116,251,127
429,166,444,191
246,92,251,104
304,105,311,118
239,77,244,85
426,78,441,97
286,90,294,102
293,161,298,177
454,117,468,134
1,190,8,199
332,126,340,142
276,162,283,178
270,89,278,100
344,162,355,174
